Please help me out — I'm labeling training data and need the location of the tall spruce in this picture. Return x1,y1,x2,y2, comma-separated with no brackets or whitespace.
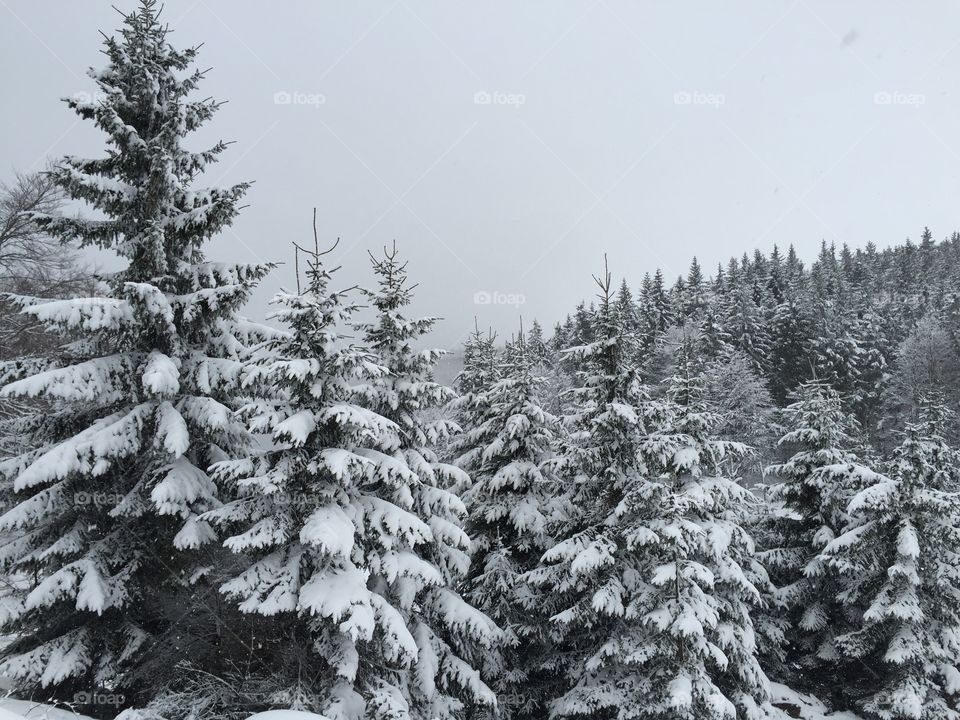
0,2,271,709
456,333,565,719
531,260,771,719
204,233,499,719
355,242,461,472
528,257,655,718
824,400,960,718
758,381,877,696
453,323,501,451
629,335,771,719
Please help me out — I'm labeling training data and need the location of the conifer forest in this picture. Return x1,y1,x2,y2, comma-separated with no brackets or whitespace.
2,3,960,720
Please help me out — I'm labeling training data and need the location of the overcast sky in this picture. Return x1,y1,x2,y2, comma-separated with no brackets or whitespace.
3,1,960,349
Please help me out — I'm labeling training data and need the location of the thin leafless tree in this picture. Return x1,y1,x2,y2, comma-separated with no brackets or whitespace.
0,169,92,359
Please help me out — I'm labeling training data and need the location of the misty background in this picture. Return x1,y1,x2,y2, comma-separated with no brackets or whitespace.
2,0,960,362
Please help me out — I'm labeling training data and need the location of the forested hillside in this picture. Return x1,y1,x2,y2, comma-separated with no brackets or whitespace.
2,4,960,720
546,234,960,449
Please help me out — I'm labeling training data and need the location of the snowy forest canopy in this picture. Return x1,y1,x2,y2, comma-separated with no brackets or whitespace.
1,4,960,720
547,229,960,448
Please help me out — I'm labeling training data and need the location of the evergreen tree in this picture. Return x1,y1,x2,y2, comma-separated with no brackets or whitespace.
701,348,776,451
918,227,937,278
769,290,812,405
670,275,687,321
453,323,501,447
650,269,672,335
355,242,460,462
204,235,499,719
825,400,960,718
551,321,567,354
723,279,772,378
699,301,731,360
851,309,889,431
531,261,770,719
560,315,576,352
758,381,876,697
456,335,565,720
0,3,271,708
626,337,770,719
572,302,595,347
526,318,549,368
683,256,706,319
784,245,804,287
766,245,785,305
806,297,862,414
883,316,960,445
614,279,638,336
636,273,657,356
528,257,654,718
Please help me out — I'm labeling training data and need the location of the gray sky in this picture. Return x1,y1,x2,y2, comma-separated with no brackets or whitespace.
3,1,960,350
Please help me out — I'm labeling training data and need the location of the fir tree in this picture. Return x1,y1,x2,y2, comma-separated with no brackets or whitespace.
456,333,565,720
531,261,770,719
453,323,501,448
683,256,706,319
721,268,771,378
758,381,876,697
699,301,731,360
627,336,771,719
650,269,672,335
0,3,271,708
355,241,460,462
769,292,812,405
636,273,657,355
528,257,654,718
825,400,960,718
701,348,776,451
851,309,889,431
614,279,639,336
204,233,499,719
806,296,863,414
766,245,785,305
526,318,549,368
456,324,499,399
551,321,567,354
572,302,595,347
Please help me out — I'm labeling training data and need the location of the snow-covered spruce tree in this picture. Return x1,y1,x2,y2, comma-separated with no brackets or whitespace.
720,267,772,378
757,380,876,695
627,336,770,720
455,324,500,400
0,2,271,709
355,242,461,476
205,235,499,720
824,399,960,719
530,259,769,719
527,258,653,719
526,319,550,369
356,242,504,706
451,323,501,448
768,290,812,406
883,316,960,446
454,332,565,720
